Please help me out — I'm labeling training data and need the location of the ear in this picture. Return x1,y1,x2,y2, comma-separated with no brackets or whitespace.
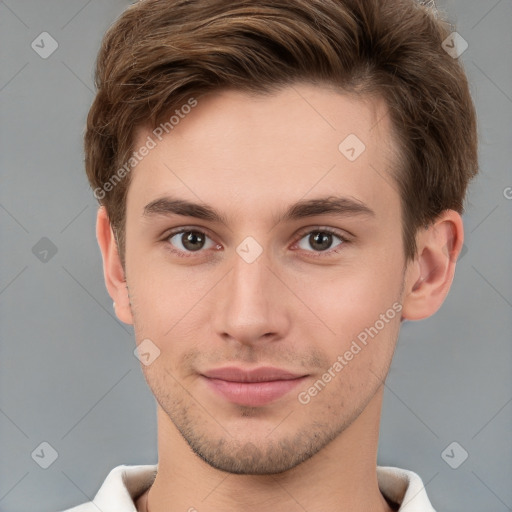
401,210,464,321
96,206,134,325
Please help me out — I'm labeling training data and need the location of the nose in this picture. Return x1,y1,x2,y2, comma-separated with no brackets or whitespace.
212,246,291,347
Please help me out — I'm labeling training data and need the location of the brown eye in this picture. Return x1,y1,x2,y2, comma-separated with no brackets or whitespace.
296,229,346,254
309,232,334,251
167,229,216,253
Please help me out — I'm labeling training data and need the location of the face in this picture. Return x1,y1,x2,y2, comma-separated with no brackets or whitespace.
123,83,406,475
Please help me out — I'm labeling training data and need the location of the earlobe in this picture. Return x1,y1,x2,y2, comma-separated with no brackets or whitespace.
96,206,134,325
401,210,464,321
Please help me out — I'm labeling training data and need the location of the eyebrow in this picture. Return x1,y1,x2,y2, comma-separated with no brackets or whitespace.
142,195,375,225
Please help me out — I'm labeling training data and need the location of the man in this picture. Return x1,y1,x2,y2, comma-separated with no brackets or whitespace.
62,0,478,510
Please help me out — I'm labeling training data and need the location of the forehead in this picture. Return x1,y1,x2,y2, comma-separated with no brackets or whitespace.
127,83,401,224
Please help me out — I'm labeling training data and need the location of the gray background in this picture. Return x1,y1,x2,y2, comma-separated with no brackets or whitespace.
0,0,511,511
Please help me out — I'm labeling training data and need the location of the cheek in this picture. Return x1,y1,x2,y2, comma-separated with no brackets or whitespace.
298,261,403,341
290,261,403,389
127,247,209,329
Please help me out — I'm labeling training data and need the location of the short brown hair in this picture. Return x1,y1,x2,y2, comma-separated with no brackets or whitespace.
85,0,478,268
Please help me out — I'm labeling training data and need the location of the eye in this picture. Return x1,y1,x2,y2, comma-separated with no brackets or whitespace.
294,228,348,255
163,226,349,259
166,229,218,256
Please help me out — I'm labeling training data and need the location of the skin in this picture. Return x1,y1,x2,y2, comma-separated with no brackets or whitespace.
97,82,464,512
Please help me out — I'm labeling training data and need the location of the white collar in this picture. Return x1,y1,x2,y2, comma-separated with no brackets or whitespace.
68,464,435,512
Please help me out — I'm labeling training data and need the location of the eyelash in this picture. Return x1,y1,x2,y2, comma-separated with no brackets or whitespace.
162,226,350,259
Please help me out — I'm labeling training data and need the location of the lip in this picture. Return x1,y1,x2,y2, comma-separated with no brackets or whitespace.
201,366,308,407
202,366,305,382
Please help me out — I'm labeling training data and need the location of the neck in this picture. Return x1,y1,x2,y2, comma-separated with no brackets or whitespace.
138,385,394,512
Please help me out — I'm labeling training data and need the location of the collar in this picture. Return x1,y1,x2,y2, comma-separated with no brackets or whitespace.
81,464,435,512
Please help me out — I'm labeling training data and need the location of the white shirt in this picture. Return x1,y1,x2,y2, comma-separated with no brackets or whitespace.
60,464,436,512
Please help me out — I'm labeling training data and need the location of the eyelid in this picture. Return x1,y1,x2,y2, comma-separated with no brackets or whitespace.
162,225,217,241
293,225,352,241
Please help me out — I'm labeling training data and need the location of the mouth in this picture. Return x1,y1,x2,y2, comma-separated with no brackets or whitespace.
201,366,309,407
